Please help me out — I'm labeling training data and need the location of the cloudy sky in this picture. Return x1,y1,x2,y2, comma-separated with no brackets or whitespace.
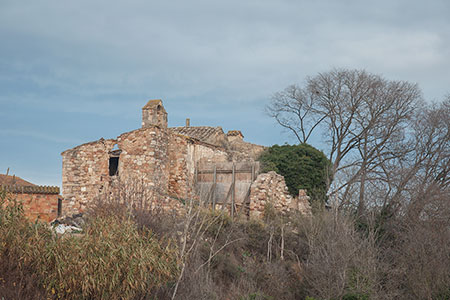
1,0,449,187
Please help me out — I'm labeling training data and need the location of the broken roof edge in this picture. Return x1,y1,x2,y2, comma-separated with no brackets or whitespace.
61,137,118,156
169,125,224,131
171,132,226,150
61,124,173,156
117,124,167,140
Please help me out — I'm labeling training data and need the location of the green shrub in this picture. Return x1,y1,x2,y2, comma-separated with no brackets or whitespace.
258,143,332,203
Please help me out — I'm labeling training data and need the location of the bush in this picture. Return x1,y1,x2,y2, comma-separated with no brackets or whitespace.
298,212,380,299
258,143,332,203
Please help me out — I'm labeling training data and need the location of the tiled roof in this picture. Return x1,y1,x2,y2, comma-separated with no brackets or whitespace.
1,185,60,194
0,174,60,194
227,130,244,137
0,174,35,187
170,126,224,143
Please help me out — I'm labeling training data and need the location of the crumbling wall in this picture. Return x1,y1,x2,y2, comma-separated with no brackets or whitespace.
117,127,169,189
249,171,311,218
168,134,190,199
188,142,229,166
295,189,312,216
61,99,312,218
229,140,266,162
62,138,117,215
62,126,171,216
168,133,229,200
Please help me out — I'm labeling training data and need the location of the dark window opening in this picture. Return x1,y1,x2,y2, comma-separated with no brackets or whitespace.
57,198,62,217
109,157,119,176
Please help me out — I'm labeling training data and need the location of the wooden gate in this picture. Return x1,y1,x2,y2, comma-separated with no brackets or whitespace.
195,162,259,218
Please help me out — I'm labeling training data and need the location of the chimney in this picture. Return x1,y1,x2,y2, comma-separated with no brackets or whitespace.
185,118,190,127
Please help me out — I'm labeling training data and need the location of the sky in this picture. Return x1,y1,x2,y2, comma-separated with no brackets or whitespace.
1,0,449,187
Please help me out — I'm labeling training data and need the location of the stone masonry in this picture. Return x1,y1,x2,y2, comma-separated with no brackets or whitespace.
249,171,312,218
61,100,311,218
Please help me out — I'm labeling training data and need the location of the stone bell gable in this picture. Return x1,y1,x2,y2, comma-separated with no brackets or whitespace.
142,99,168,129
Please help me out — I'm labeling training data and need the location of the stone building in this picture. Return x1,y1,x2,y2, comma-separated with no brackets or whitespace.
61,100,311,217
0,174,61,222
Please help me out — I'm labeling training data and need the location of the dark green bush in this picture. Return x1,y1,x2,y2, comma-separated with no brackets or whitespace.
258,143,332,203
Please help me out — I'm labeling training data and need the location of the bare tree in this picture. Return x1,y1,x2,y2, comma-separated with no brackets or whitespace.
268,69,423,215
374,97,450,219
266,84,326,143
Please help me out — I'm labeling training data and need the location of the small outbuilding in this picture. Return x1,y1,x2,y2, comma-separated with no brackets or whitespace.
0,174,61,222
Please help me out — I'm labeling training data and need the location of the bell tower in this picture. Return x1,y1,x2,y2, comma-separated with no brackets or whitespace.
142,99,168,128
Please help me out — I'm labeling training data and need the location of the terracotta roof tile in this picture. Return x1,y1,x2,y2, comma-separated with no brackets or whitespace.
170,126,224,143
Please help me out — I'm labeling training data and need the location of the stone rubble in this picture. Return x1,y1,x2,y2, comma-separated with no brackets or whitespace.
249,171,312,218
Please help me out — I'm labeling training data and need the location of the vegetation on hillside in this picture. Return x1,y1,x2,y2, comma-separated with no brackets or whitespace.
0,189,179,300
2,179,449,299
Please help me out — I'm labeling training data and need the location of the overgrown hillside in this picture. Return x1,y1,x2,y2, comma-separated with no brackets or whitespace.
1,185,449,299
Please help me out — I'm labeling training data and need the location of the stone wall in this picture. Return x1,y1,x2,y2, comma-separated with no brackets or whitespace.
229,139,266,162
61,126,170,216
249,171,311,218
168,134,190,198
61,138,117,215
117,127,169,188
168,134,230,200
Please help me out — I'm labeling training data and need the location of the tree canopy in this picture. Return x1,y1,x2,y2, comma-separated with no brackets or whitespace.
258,143,332,204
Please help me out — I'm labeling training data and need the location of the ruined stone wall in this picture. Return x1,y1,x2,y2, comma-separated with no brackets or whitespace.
168,133,230,200
249,171,311,218
60,97,312,218
62,138,117,215
229,140,266,161
168,134,190,198
117,127,169,190
62,126,170,216
188,142,229,166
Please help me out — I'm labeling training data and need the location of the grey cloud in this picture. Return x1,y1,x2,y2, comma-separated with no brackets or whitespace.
1,0,449,114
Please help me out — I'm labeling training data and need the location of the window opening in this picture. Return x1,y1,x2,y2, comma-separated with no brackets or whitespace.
57,197,62,217
109,157,119,176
